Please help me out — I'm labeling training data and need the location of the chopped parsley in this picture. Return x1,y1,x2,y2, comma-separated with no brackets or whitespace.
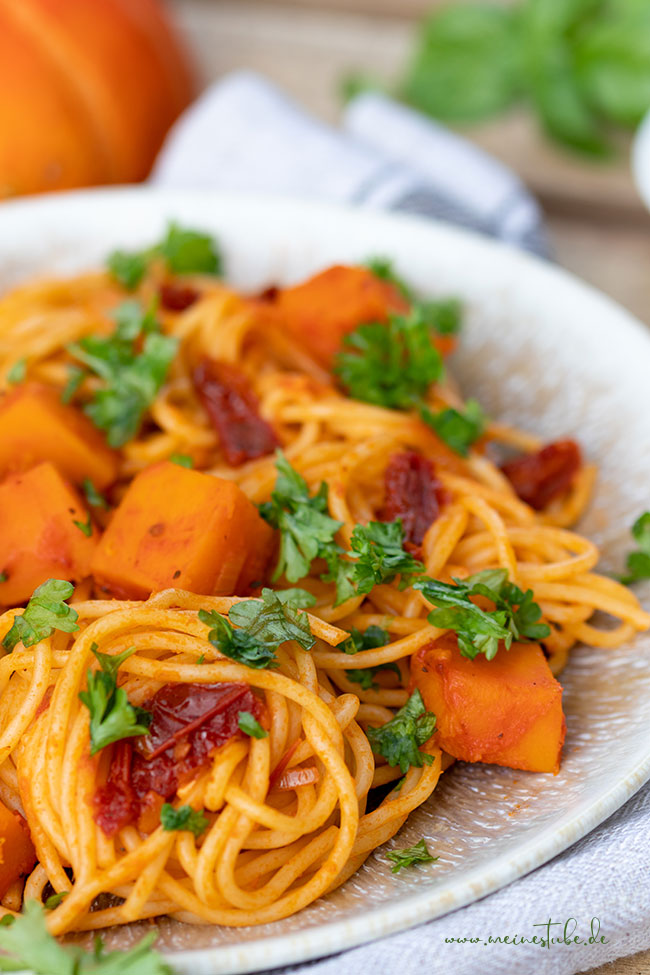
6,358,26,384
238,711,268,738
365,256,412,299
169,453,194,468
414,568,550,661
334,309,444,409
385,838,438,873
367,690,436,773
346,661,401,691
2,579,80,652
260,455,422,605
228,588,315,651
199,609,278,670
72,513,93,537
0,900,172,974
82,478,108,509
0,572,7,584
420,398,486,456
79,646,151,755
160,803,209,838
333,520,424,605
342,624,390,655
61,364,85,404
107,222,222,290
43,891,68,910
200,589,316,669
620,512,650,585
259,451,344,583
68,299,178,447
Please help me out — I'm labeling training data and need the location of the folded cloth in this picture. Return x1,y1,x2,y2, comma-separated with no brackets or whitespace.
151,72,644,975
152,71,547,255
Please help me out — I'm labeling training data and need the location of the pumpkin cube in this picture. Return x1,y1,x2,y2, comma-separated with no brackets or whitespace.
91,461,274,599
0,801,36,899
276,265,406,367
0,462,97,607
411,636,565,773
0,383,118,489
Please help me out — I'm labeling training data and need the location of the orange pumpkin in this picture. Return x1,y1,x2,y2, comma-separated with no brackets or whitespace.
0,0,193,198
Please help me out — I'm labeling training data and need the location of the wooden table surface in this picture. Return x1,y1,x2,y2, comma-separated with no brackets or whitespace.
170,3,650,972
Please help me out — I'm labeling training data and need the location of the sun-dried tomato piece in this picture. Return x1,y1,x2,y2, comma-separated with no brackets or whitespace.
93,682,262,836
501,439,582,510
382,451,447,558
159,282,200,311
193,357,279,466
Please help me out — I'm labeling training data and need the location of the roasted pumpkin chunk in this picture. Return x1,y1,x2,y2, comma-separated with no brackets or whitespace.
0,462,97,606
411,635,565,773
276,264,406,367
0,800,36,899
0,382,118,489
91,461,274,599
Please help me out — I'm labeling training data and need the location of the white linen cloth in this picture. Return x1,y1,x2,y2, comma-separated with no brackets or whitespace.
152,72,647,974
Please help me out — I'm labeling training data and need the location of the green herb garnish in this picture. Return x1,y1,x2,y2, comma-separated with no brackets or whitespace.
72,513,93,537
169,453,194,468
79,646,151,754
238,711,268,738
420,399,486,456
68,300,177,447
385,838,438,873
6,358,26,384
160,803,209,838
0,900,172,974
334,309,444,410
620,512,650,585
342,624,390,655
347,661,401,691
2,579,79,652
107,223,222,290
83,478,108,510
367,690,436,774
415,568,550,660
228,588,315,652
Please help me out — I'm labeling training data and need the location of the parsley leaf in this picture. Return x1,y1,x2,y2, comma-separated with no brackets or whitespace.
347,661,401,691
365,256,412,299
160,803,209,838
272,587,317,608
385,838,438,873
259,451,344,583
199,610,278,669
620,512,650,585
238,711,268,738
334,309,444,409
6,358,26,384
0,900,172,974
107,250,148,290
367,690,436,774
2,579,79,652
61,364,85,404
79,646,151,755
333,520,424,606
83,478,108,509
414,569,549,661
44,891,68,910
73,513,93,537
228,588,315,651
169,453,194,468
156,223,222,276
342,623,390,655
69,300,178,447
420,398,486,456
107,223,222,290
365,259,461,336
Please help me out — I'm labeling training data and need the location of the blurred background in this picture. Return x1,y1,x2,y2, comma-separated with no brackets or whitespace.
1,0,649,323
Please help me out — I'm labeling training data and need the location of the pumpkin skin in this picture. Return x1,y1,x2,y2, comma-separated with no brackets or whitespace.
0,0,193,197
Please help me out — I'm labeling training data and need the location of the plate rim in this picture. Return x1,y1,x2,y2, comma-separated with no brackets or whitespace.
1,185,650,974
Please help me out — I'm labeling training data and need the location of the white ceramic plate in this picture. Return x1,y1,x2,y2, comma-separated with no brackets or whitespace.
1,189,649,975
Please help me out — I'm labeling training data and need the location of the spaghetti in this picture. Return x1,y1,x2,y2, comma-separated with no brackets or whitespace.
0,230,646,938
